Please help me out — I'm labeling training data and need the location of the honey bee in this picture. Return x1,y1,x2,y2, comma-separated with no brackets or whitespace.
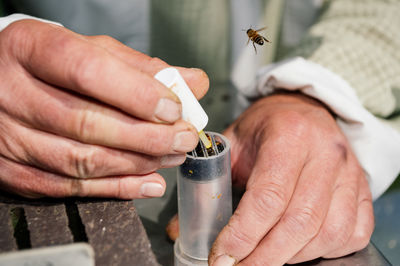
246,27,270,53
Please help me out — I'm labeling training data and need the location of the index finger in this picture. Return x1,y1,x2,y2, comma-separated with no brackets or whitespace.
209,139,307,265
85,35,209,100
7,20,179,123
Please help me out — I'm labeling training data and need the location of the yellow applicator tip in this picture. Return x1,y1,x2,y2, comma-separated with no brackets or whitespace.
198,130,212,149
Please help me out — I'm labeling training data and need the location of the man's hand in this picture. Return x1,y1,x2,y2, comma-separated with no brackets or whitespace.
208,92,374,265
0,20,209,199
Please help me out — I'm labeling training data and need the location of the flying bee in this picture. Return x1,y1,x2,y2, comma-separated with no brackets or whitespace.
246,27,270,54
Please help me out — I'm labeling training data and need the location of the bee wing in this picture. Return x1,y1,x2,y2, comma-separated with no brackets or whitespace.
255,27,267,32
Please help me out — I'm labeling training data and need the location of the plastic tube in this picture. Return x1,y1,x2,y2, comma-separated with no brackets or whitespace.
174,132,232,265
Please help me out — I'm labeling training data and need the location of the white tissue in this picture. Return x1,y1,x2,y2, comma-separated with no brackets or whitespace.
154,67,208,132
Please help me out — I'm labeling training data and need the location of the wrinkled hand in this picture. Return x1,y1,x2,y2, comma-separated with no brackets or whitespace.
208,92,374,265
0,20,209,199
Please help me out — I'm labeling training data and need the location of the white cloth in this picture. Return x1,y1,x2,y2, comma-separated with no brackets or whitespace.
237,57,400,200
1,15,399,200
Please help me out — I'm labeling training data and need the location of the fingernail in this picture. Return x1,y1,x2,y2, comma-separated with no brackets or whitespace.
161,154,186,167
155,98,181,123
140,183,165,198
173,131,197,152
213,255,236,266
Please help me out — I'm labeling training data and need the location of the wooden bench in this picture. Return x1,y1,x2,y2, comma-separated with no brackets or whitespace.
0,192,159,266
0,191,394,266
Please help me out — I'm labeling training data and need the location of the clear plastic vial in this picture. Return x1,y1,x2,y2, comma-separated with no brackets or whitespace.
174,132,232,265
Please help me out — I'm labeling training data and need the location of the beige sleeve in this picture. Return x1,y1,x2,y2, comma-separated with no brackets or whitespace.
290,0,400,119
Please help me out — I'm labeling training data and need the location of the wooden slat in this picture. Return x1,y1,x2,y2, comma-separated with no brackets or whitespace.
24,204,73,248
0,203,17,252
77,200,159,266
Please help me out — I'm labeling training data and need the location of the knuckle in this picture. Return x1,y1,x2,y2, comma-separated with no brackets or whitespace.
1,20,29,45
93,34,115,44
270,110,311,141
353,202,374,251
141,127,172,155
0,117,24,161
282,206,321,242
281,110,310,133
352,230,371,251
115,178,122,198
225,221,256,248
134,155,160,174
70,48,103,89
250,185,288,218
70,178,85,196
149,57,168,68
75,109,95,141
69,146,99,178
0,20,33,58
322,221,353,248
320,188,359,246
